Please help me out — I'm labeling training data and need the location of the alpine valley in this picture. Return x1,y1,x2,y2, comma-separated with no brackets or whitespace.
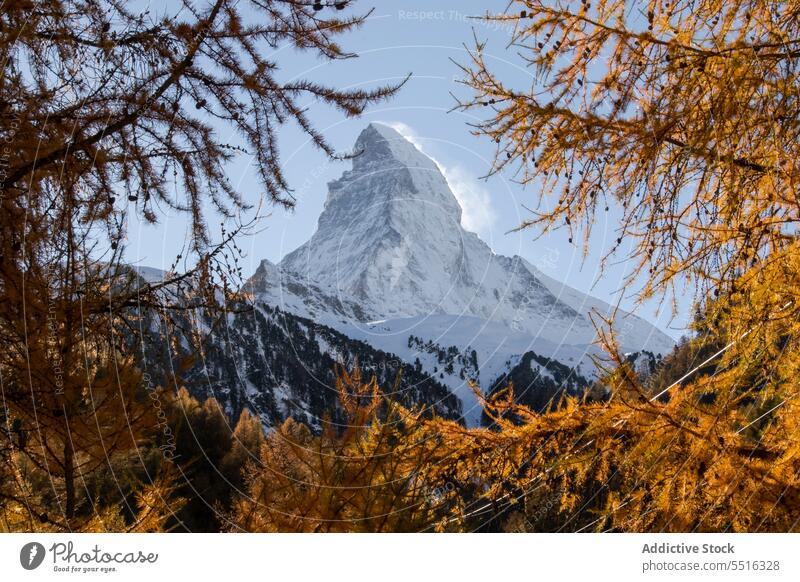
140,124,676,429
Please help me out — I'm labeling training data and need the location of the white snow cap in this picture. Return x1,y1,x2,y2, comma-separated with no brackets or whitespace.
268,124,675,356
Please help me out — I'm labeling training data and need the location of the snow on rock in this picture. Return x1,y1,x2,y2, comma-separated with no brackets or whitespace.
244,123,676,424
336,314,598,426
133,265,168,283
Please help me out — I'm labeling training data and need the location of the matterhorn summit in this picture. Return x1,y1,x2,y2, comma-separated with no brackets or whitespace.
280,123,468,315
250,123,674,354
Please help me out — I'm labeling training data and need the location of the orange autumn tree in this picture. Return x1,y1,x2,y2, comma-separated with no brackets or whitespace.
447,0,800,531
0,0,401,531
230,368,449,532
456,0,799,302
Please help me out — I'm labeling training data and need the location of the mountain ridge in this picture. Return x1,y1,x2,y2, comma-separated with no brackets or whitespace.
237,123,675,425
250,122,674,354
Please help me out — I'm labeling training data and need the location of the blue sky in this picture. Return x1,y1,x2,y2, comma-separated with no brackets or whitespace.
127,1,693,339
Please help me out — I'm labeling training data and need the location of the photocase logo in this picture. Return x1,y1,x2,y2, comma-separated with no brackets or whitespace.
20,542,46,570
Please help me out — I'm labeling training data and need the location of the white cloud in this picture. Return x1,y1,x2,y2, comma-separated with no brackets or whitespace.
385,122,497,235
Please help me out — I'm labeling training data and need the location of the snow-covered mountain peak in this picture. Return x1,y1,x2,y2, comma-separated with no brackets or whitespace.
281,123,469,308
351,123,438,173
258,124,674,357
233,123,678,427
320,123,463,225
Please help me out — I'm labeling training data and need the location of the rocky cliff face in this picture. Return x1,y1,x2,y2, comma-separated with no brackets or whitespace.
128,274,462,430
250,123,673,352
239,123,675,425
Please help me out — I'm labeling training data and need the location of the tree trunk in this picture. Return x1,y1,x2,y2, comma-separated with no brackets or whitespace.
64,436,75,522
